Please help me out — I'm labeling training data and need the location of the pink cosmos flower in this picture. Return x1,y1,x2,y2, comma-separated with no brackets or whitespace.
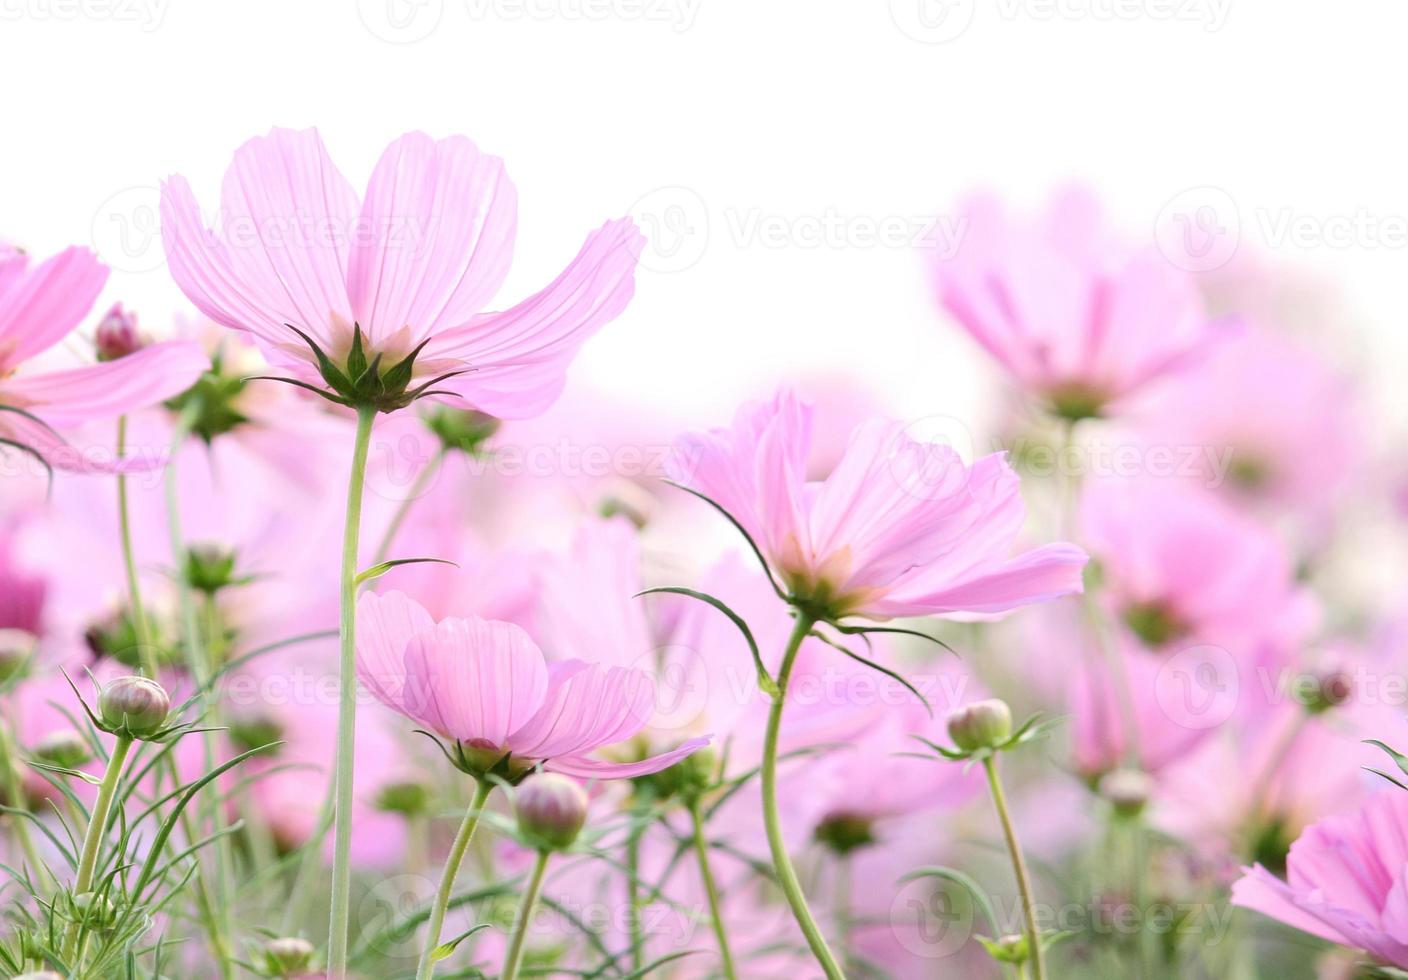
927,187,1229,419
161,127,643,418
666,389,1087,621
0,246,207,472
355,590,706,780
1233,789,1408,969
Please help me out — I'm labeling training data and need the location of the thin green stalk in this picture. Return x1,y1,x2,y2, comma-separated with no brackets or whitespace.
326,404,379,976
687,797,738,980
416,780,494,980
64,735,132,958
500,849,551,980
625,804,646,972
0,718,49,888
116,416,158,679
372,445,446,566
762,613,845,980
982,756,1044,980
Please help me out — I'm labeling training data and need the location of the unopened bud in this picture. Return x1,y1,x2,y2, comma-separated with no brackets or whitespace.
426,406,500,456
263,936,316,976
0,628,37,683
1098,768,1153,818
70,891,117,928
375,780,431,817
99,676,170,740
93,303,146,361
947,698,1013,753
1296,666,1353,714
35,729,92,769
515,773,589,852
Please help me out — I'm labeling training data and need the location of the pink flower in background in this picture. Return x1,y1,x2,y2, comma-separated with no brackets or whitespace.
667,389,1087,621
1129,322,1362,534
161,127,643,418
1233,789,1408,969
356,590,707,779
1080,479,1310,653
0,246,207,471
927,187,1230,419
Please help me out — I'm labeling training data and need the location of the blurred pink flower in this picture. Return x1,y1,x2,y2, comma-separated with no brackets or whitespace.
356,590,707,779
0,245,207,471
1081,479,1310,653
1233,789,1408,969
161,127,643,418
1128,322,1362,535
667,389,1086,621
927,187,1229,418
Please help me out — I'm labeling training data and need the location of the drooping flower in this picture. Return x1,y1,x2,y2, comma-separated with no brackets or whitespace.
161,127,643,418
1232,789,1408,969
0,245,207,472
666,389,1087,622
355,590,707,780
926,187,1230,420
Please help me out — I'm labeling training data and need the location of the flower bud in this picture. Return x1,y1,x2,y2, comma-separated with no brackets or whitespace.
93,303,147,361
263,936,316,977
814,813,876,855
426,406,500,456
375,780,431,817
515,773,589,852
182,543,239,595
0,627,37,683
1098,768,1153,818
35,729,92,769
228,713,284,754
99,676,170,740
947,698,1013,752
70,891,117,928
1295,666,1353,714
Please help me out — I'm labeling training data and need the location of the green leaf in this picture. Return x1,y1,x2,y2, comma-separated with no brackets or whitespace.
355,557,459,586
432,923,491,961
835,623,958,658
345,323,368,384
25,760,104,786
899,865,1000,936
661,479,788,601
635,586,776,696
809,628,932,715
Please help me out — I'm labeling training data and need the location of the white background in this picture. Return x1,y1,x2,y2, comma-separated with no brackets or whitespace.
4,0,1406,431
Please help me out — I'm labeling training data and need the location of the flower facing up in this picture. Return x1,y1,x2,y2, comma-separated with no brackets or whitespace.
161,127,644,417
355,590,708,781
927,187,1230,420
1233,789,1408,969
0,246,207,472
666,389,1087,623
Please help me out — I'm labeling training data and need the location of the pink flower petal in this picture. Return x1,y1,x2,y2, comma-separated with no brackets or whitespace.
354,589,435,707
2,341,208,427
347,132,517,351
546,735,711,780
0,247,109,371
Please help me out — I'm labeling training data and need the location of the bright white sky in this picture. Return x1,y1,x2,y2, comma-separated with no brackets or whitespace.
4,0,1406,432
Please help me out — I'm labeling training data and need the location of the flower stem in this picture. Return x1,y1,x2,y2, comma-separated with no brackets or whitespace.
625,801,646,972
763,613,845,980
326,403,378,977
416,779,494,980
500,849,551,980
687,797,738,980
64,735,132,959
982,755,1044,980
371,445,446,566
115,416,158,678
0,718,49,888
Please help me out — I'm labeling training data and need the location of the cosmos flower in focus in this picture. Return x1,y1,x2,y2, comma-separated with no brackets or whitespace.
0,246,207,472
666,389,1087,623
356,590,708,780
927,187,1231,420
161,128,643,418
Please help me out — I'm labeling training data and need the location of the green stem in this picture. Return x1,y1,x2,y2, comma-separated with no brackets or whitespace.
983,756,1044,980
416,780,494,980
500,849,551,980
116,416,158,679
625,805,645,973
762,613,845,980
326,404,378,977
371,445,445,566
64,735,132,959
688,797,738,980
0,719,49,888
